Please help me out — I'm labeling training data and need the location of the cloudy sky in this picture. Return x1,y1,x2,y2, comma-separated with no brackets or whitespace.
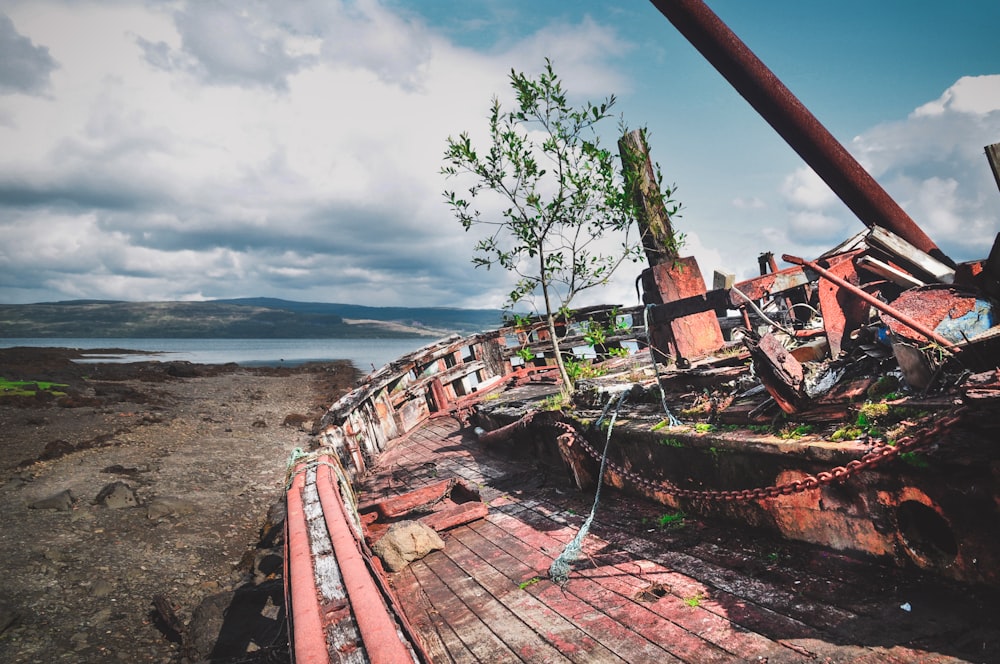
1,0,999,310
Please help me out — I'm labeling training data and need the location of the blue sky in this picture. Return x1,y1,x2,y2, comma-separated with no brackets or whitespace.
1,0,998,310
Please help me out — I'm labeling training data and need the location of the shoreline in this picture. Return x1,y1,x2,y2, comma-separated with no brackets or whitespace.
0,338,430,375
0,347,355,662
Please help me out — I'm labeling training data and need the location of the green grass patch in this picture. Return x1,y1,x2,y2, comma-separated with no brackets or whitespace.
0,377,68,398
657,511,686,530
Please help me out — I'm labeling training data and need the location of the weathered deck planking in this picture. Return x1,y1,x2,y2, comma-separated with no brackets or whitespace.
357,416,997,663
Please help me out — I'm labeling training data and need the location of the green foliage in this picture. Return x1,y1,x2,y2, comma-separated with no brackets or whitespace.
657,511,686,530
684,593,704,607
582,319,608,348
658,436,684,447
442,59,658,392
563,359,605,382
899,451,930,468
693,423,714,434
516,347,536,362
505,312,533,328
539,392,570,411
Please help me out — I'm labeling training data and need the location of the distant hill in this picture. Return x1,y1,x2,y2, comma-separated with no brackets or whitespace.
0,298,507,339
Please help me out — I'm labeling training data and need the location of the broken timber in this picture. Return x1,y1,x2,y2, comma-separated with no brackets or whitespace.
619,128,724,365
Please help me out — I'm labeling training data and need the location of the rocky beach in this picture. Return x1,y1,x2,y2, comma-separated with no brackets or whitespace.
0,347,358,663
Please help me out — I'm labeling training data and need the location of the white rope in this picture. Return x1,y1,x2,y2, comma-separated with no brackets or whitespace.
549,389,629,584
643,305,682,427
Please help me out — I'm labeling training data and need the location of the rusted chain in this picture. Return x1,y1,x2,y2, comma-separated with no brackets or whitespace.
550,407,966,502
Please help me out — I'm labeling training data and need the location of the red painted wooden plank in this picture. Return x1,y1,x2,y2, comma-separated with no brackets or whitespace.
574,561,791,662
446,534,627,664
425,551,574,663
481,513,752,663
472,518,687,663
391,566,460,663
407,555,520,662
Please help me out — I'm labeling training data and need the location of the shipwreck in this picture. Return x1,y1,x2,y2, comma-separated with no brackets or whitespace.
282,1,1000,662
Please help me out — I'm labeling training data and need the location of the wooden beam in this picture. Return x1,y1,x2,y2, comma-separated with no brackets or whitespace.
618,128,680,266
866,225,955,284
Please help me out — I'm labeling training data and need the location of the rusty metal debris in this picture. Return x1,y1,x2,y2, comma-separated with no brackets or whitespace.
633,0,1000,411
647,0,953,267
642,223,1000,413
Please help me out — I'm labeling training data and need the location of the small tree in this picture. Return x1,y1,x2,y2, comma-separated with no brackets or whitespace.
442,59,652,392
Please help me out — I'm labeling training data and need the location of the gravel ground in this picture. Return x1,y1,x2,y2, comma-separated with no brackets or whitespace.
0,348,357,663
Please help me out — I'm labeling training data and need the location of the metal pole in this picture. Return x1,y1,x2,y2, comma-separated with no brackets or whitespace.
783,255,958,350
649,0,954,266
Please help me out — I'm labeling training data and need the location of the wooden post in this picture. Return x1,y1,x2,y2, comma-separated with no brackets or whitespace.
986,143,1000,195
619,128,724,363
618,128,679,266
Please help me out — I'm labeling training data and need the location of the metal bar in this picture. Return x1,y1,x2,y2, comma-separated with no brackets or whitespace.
648,0,954,266
782,254,958,350
285,468,332,664
316,462,419,664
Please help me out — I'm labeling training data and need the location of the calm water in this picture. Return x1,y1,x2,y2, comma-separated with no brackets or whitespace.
0,338,433,374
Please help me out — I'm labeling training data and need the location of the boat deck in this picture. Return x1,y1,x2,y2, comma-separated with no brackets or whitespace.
359,415,999,664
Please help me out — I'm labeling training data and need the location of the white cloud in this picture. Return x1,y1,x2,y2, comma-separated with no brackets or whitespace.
0,0,632,308
852,75,1000,260
772,75,1000,265
787,210,849,244
0,12,58,95
780,166,837,210
913,75,1000,117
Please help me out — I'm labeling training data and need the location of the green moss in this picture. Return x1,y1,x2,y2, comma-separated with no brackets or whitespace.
830,426,865,442
857,401,890,425
651,419,675,431
899,451,930,469
866,375,901,399
779,423,814,439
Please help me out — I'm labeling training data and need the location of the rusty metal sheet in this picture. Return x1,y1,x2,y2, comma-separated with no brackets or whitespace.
750,332,804,414
730,266,809,306
816,254,868,358
883,287,990,345
645,257,725,362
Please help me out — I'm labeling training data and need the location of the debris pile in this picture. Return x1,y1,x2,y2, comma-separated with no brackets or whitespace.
642,224,1000,425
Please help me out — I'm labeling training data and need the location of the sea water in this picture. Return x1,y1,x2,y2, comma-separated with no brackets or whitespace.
0,338,432,374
